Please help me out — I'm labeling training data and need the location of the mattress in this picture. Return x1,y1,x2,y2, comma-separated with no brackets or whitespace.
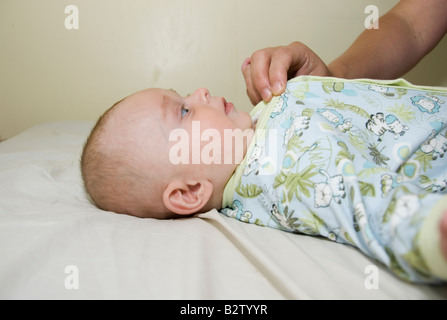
0,121,446,299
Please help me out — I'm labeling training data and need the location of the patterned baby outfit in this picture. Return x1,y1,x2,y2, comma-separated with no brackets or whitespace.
221,76,447,283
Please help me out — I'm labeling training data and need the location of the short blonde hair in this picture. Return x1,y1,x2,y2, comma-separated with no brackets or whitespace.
81,99,168,218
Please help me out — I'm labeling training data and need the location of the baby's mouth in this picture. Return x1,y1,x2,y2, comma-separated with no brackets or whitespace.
224,99,234,115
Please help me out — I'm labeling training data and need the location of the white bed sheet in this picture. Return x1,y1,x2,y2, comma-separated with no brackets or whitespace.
0,121,446,300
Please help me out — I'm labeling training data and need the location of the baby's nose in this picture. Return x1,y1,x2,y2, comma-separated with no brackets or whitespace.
195,88,210,103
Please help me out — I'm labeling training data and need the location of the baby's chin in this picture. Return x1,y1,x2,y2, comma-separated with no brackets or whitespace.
231,108,254,130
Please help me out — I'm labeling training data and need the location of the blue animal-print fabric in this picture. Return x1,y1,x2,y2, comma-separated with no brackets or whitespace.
221,76,447,283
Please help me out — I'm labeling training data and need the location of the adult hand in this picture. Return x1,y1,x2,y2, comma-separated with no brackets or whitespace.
241,42,332,105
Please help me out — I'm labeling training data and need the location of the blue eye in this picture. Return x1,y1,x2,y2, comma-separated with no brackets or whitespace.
181,105,189,118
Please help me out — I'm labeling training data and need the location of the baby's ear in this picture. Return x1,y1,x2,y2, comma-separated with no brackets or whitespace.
162,179,213,215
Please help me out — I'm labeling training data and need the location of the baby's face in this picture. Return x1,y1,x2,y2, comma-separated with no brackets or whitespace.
110,87,254,212
167,87,254,143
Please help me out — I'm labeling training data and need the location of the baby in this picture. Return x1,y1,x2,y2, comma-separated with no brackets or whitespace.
81,76,447,283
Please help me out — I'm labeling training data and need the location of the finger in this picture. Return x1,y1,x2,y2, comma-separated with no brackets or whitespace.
241,58,263,105
249,49,274,102
268,47,294,95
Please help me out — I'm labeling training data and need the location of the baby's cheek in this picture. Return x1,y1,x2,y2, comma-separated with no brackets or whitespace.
233,111,252,130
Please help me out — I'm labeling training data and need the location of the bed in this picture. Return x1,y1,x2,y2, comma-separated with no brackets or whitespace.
0,121,446,300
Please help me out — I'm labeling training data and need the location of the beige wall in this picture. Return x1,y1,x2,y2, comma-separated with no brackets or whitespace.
1,0,446,139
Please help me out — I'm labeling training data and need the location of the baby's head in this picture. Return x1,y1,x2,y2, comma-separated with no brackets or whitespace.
81,88,253,219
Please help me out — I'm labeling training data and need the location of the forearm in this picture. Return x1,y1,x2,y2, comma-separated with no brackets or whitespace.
328,14,418,79
329,0,447,80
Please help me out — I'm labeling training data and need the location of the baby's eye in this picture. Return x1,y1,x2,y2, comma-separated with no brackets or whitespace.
181,105,189,118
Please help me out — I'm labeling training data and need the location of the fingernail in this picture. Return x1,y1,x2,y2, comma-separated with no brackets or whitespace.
261,88,272,102
272,81,284,95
